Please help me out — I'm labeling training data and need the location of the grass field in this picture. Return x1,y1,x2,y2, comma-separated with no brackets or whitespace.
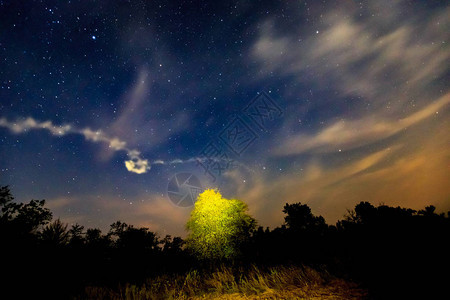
77,265,368,299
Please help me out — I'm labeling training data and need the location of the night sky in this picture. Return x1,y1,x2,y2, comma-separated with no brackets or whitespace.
1,0,449,237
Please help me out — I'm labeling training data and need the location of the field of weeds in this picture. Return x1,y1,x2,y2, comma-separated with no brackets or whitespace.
78,265,368,300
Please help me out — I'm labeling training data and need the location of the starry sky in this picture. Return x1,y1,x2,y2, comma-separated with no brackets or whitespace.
1,0,449,237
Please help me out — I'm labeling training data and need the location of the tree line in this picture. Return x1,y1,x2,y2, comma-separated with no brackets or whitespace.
1,185,448,298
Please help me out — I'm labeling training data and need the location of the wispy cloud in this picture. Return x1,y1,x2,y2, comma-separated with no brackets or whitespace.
0,116,244,174
252,4,449,106
224,118,450,227
108,65,190,154
0,116,150,174
274,93,450,155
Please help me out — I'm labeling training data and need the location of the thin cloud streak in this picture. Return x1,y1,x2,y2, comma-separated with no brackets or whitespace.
0,116,150,174
274,93,450,155
0,116,248,174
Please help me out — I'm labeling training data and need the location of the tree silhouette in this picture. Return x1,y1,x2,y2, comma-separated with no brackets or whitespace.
108,220,127,241
283,202,327,233
1,186,55,298
41,218,70,246
0,185,14,209
418,205,438,217
1,185,52,238
85,228,110,248
68,223,85,247
162,234,185,254
115,225,159,252
186,189,256,261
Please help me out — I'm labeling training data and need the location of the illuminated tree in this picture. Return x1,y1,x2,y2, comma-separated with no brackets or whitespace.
186,189,256,260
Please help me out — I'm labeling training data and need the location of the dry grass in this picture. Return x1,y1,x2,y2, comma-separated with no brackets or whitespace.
78,265,368,300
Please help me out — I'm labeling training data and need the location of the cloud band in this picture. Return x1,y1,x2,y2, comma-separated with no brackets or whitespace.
0,117,150,174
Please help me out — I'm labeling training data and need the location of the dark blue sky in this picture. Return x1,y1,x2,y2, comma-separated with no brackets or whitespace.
1,0,449,236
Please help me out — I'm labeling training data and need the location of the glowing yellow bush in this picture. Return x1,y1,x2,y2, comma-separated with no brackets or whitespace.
186,189,256,260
